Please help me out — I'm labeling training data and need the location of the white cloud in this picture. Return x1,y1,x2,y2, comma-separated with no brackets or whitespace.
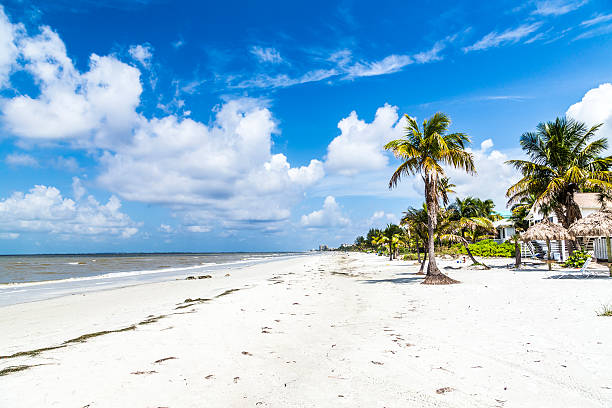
444,139,522,210
532,0,587,16
53,156,80,172
250,46,283,64
72,177,86,201
413,41,446,64
581,13,612,27
235,39,450,89
567,83,612,143
369,210,397,225
0,6,19,88
186,225,211,233
463,23,542,52
573,22,612,40
159,224,173,233
128,43,153,67
325,104,404,176
5,153,39,167
234,68,338,89
301,196,350,228
0,185,138,238
2,25,142,147
346,54,413,78
98,98,324,226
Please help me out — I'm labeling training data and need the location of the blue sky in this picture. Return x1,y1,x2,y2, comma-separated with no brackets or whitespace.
0,0,611,253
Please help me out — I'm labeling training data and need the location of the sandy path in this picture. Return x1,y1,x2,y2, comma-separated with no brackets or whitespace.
1,253,611,407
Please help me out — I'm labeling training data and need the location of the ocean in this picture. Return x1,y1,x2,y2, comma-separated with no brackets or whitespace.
0,252,304,306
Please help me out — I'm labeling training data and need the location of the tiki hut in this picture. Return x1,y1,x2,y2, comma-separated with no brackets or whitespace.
569,209,612,275
521,220,572,270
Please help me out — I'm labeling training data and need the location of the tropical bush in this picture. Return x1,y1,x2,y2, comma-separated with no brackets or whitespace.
562,250,591,268
454,239,514,257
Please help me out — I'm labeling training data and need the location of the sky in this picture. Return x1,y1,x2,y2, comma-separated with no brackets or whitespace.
0,0,611,253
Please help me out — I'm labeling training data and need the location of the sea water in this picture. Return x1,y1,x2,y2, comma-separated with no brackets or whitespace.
0,252,304,306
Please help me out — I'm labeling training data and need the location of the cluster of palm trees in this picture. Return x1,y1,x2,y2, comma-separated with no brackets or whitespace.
354,112,611,285
358,196,501,272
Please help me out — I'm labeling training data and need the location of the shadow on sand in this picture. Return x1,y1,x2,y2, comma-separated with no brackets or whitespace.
359,275,423,284
545,274,610,280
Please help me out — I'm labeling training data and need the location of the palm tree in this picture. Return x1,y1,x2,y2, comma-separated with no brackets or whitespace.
385,113,475,284
442,202,494,268
506,117,612,229
438,177,456,209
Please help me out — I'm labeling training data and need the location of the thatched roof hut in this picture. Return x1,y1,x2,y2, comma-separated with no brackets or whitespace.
521,220,572,242
568,210,612,237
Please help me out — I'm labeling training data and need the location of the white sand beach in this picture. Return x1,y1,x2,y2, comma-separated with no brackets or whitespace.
2,252,612,407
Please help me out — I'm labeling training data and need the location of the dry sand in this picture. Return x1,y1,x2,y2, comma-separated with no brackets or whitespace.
1,252,612,407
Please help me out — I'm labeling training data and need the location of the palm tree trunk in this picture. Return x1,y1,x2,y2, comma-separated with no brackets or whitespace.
606,236,611,277
422,177,459,285
388,243,393,261
546,239,552,271
515,239,521,268
416,237,421,263
463,242,490,269
418,250,427,275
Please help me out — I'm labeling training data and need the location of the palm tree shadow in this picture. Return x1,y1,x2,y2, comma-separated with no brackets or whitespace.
359,276,423,284
545,274,610,280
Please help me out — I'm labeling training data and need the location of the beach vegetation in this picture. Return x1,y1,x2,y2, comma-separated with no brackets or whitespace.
452,240,514,258
385,112,475,284
598,304,612,317
562,250,591,268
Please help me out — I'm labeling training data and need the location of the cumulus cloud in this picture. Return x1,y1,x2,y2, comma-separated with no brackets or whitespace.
444,139,522,210
250,46,283,64
369,210,397,225
325,104,404,176
1,25,142,147
567,83,612,143
0,185,138,238
463,23,542,52
301,196,350,228
5,153,39,167
128,43,153,67
0,5,19,88
98,98,324,226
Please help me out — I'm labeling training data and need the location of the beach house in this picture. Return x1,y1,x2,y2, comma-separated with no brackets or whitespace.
523,193,611,260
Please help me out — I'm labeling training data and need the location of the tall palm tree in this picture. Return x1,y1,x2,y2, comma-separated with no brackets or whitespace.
385,113,475,284
506,117,612,229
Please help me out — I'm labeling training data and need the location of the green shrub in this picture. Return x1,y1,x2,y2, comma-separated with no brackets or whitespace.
454,239,515,258
562,250,590,268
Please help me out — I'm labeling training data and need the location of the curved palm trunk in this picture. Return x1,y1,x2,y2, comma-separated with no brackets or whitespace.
422,176,459,285
416,237,421,263
463,242,490,269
